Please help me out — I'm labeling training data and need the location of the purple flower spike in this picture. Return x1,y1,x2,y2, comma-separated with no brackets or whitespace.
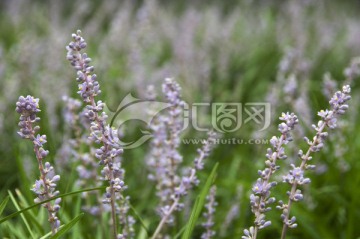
66,30,133,238
245,111,298,238
16,95,61,235
279,85,351,238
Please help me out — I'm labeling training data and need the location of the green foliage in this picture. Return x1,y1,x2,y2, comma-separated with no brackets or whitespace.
182,163,218,239
1,1,360,238
0,196,9,216
48,213,84,239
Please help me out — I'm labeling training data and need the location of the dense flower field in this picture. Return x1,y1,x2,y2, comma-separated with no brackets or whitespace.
1,1,360,238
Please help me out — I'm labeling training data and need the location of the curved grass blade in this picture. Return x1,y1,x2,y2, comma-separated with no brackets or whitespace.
181,162,218,239
39,230,52,239
70,195,83,239
8,190,37,239
3,220,27,238
173,225,186,239
15,189,44,234
128,201,150,236
0,186,105,224
0,195,9,216
49,213,84,239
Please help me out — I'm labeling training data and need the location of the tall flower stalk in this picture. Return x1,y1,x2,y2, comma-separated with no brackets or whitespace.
16,95,61,235
244,84,351,239
146,78,217,238
66,30,126,239
279,85,351,239
243,112,298,239
59,96,105,218
147,79,186,224
161,78,185,204
201,185,217,239
151,130,217,239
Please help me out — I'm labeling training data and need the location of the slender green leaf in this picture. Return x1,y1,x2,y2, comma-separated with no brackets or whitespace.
173,225,186,239
39,213,84,239
49,213,84,239
0,186,105,224
70,194,83,239
39,230,52,239
181,162,218,239
137,219,151,239
0,195,9,216
15,189,44,234
129,201,150,236
4,221,27,238
8,190,37,239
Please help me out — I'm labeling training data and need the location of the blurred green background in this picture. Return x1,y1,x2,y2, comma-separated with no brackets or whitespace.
1,0,360,238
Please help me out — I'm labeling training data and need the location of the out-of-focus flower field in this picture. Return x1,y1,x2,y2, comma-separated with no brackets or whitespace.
1,1,360,238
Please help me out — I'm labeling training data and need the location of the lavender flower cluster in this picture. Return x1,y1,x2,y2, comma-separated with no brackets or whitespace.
59,96,104,216
66,30,133,238
245,85,351,239
278,85,351,237
201,185,217,239
174,130,217,198
16,95,61,234
243,112,298,238
147,78,185,220
147,79,217,238
150,130,217,238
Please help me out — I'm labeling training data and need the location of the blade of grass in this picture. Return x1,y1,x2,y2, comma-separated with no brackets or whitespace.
70,192,82,239
173,224,186,239
39,213,84,239
0,186,105,224
4,221,27,238
129,201,150,236
15,189,44,234
137,219,151,239
39,230,52,239
0,196,9,216
181,162,218,239
8,190,37,239
49,213,84,239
